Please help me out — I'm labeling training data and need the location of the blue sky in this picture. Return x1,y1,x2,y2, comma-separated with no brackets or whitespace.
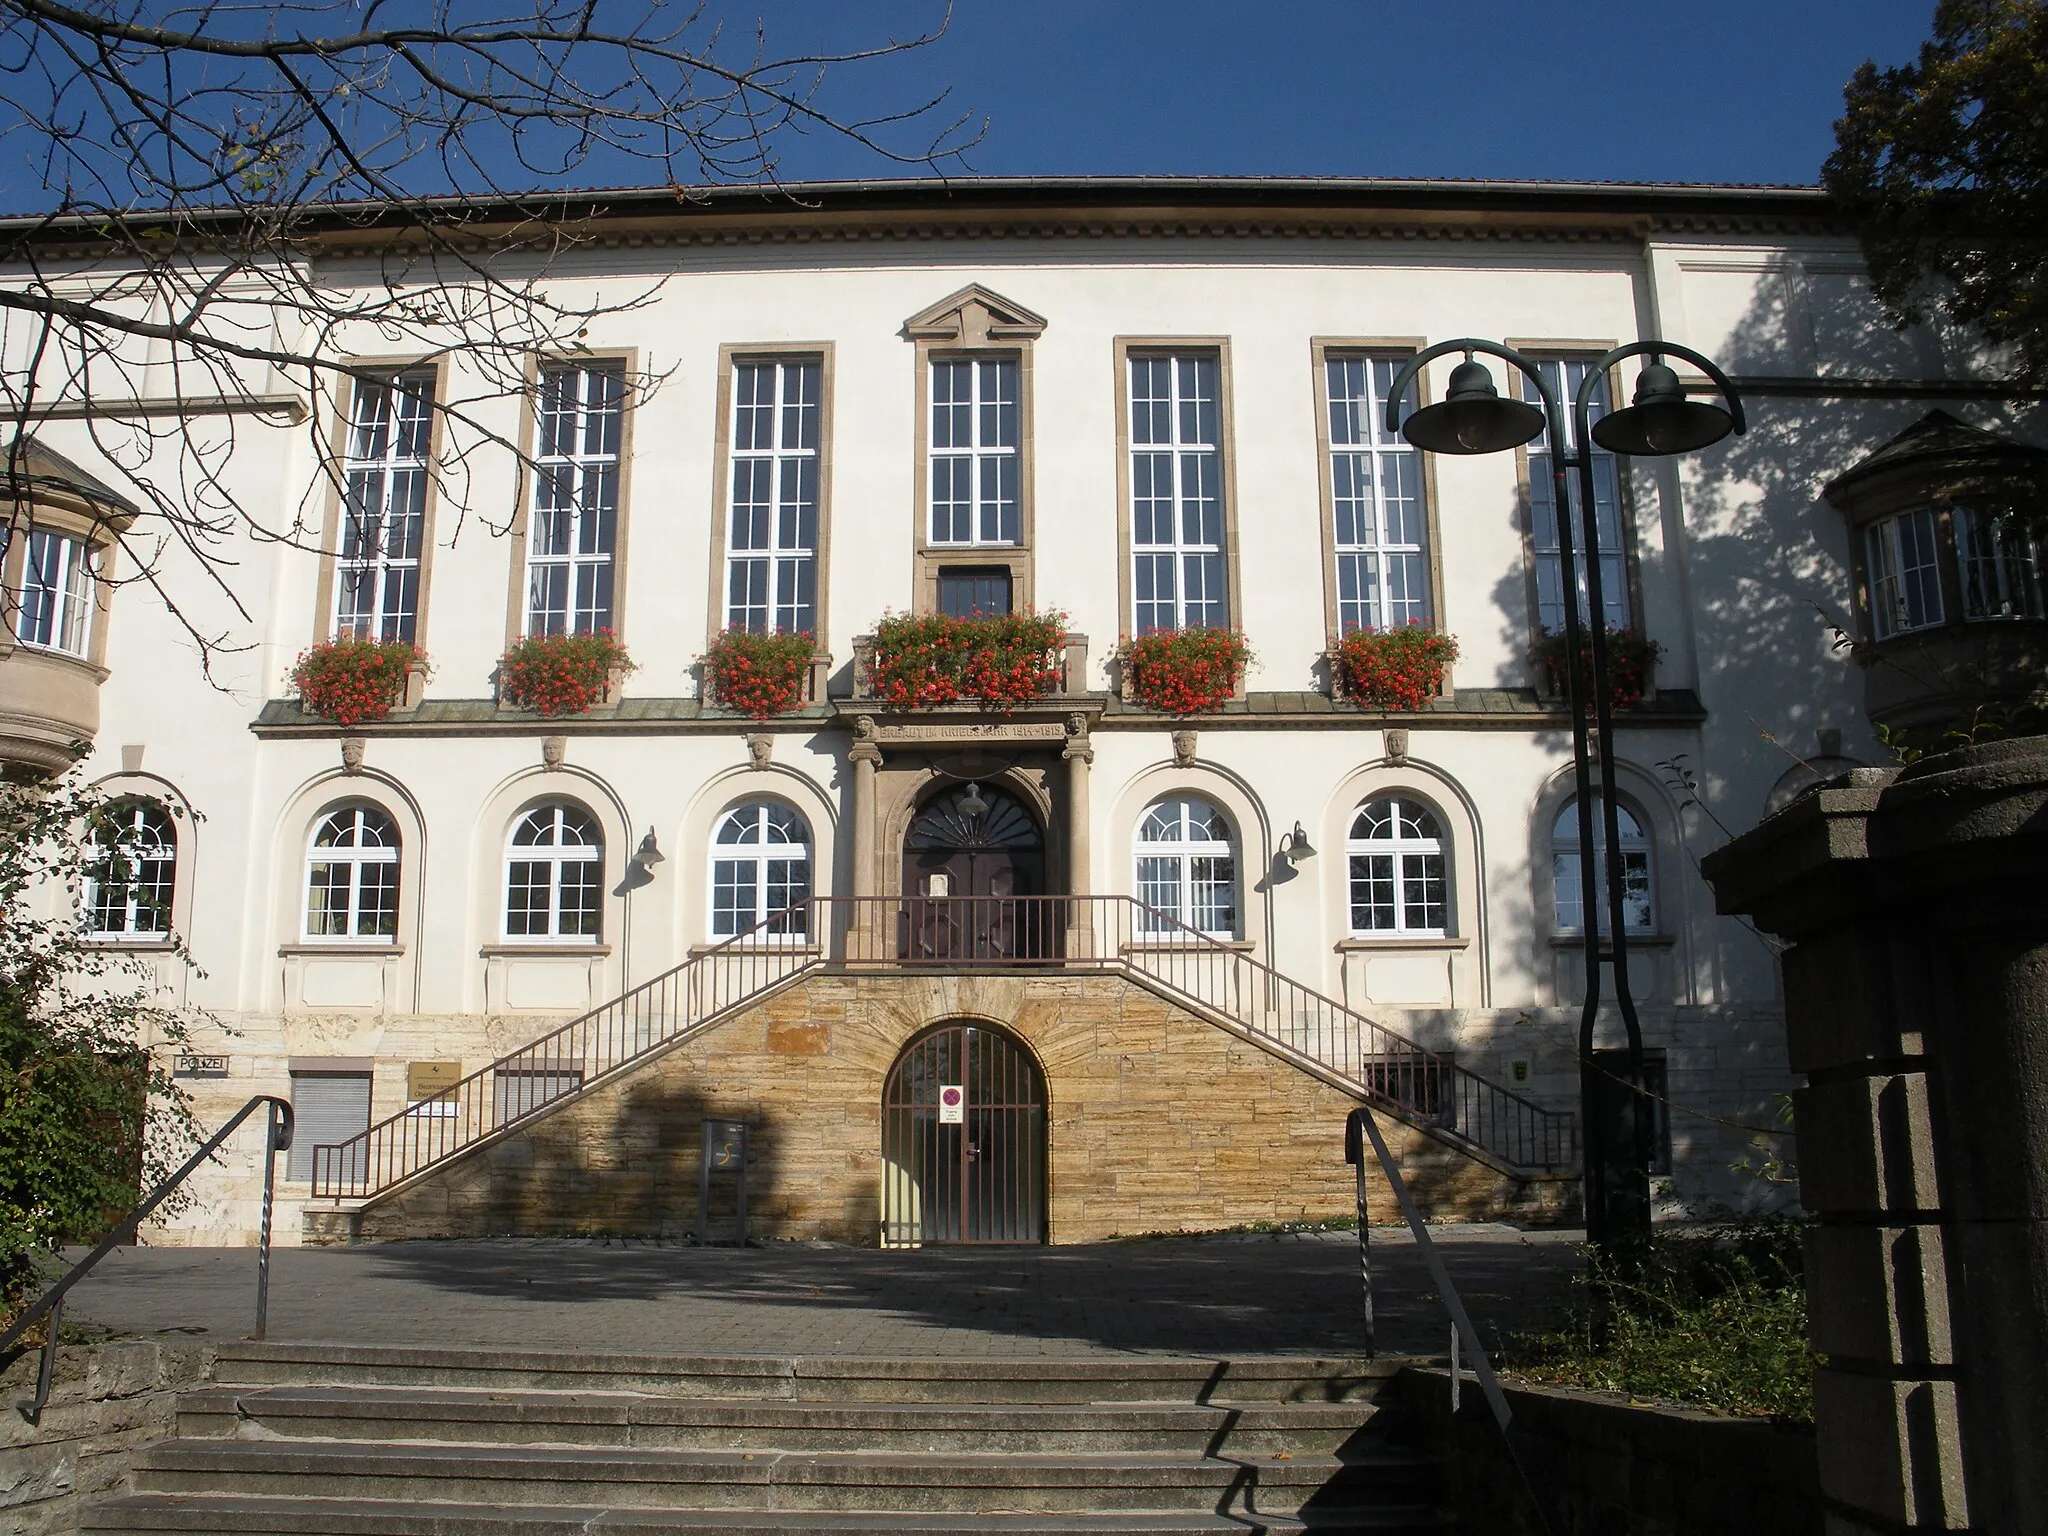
764,0,1939,186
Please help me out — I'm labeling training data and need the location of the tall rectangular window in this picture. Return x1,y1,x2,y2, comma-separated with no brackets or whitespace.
1524,361,1628,634
16,528,93,656
1327,356,1429,634
525,361,625,636
726,358,820,635
1955,504,2044,622
334,371,433,642
929,357,1019,546
1867,507,1945,638
1130,354,1226,634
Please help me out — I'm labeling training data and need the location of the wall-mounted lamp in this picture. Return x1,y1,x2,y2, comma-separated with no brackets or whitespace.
1278,822,1316,864
959,781,989,820
633,828,664,868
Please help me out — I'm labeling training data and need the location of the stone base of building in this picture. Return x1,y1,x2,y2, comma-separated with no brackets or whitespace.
295,971,1573,1246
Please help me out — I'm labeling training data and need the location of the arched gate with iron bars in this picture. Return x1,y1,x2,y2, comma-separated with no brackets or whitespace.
880,1022,1046,1247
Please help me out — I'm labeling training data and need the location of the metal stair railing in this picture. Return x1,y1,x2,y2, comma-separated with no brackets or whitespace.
310,912,823,1199
825,894,1575,1172
1,1095,293,1425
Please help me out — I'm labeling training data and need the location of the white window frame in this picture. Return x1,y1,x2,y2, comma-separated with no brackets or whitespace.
1346,797,1449,938
1134,796,1237,938
334,371,434,642
1525,360,1628,635
929,356,1020,547
1552,795,1654,937
1129,354,1228,634
725,358,820,636
709,801,812,940
85,799,176,941
1866,507,1947,638
503,802,605,944
1327,356,1430,634
1954,503,2042,622
303,804,401,944
15,527,94,656
524,361,624,637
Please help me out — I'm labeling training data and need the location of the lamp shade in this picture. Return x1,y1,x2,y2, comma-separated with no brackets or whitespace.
1398,359,1546,456
1591,362,1735,456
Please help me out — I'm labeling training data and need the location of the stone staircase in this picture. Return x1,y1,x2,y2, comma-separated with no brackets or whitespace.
79,1343,1452,1534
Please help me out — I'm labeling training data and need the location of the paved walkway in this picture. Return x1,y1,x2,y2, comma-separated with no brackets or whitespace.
62,1226,1582,1359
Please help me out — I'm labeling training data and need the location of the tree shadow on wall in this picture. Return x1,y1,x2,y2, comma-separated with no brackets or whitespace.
454,1076,796,1244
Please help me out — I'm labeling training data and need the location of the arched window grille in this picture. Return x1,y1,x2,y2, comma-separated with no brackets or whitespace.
1347,797,1448,937
505,802,604,942
710,801,811,938
1134,796,1236,937
1552,796,1653,936
305,804,400,941
86,798,176,939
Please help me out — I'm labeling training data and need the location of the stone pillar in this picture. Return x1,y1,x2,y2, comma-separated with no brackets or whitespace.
1063,712,1094,957
1703,738,2048,1536
847,714,882,960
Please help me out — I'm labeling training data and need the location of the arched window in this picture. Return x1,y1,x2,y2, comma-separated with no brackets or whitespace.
505,802,604,942
1348,797,1447,937
304,804,400,942
1552,796,1653,935
711,801,811,938
1134,796,1236,937
86,798,176,939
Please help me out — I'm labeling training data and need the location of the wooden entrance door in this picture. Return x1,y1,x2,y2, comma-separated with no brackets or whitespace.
880,1022,1046,1246
901,783,1050,960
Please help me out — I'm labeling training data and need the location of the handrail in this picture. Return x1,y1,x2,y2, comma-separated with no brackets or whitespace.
1346,1106,1565,1536
2,1094,292,1424
311,907,824,1198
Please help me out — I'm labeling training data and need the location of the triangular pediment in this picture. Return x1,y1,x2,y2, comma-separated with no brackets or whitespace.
902,284,1048,343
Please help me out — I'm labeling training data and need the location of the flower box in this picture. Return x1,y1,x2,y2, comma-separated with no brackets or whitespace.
702,629,816,719
864,611,1068,711
291,638,428,727
1530,627,1661,711
497,629,635,718
1116,628,1252,715
1331,624,1458,711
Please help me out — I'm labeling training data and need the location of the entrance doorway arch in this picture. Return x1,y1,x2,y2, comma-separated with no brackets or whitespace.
880,1021,1046,1247
901,781,1053,960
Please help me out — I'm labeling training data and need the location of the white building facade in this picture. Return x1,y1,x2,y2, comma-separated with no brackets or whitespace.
8,177,2036,1246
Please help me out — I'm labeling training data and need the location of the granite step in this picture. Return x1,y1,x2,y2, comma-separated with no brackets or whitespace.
177,1384,1388,1455
127,1438,1436,1517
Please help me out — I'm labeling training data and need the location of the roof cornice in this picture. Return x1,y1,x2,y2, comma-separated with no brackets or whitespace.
0,175,1843,262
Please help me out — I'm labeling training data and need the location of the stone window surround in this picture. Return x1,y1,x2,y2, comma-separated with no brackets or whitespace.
500,348,641,650
703,341,836,651
82,769,198,950
310,356,450,654
1308,338,1447,646
1112,337,1244,640
1505,340,1647,661
905,284,1047,616
1842,487,2043,646
270,773,426,1014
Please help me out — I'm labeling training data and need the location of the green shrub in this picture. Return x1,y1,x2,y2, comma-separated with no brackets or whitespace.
1503,1217,1817,1421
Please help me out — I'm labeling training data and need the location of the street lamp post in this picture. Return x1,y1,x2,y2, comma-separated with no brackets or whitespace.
1385,339,1745,1248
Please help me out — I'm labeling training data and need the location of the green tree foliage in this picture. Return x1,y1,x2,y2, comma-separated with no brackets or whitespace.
1824,1,2048,382
0,774,200,1320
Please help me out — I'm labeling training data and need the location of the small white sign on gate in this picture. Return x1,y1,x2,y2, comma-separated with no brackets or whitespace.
938,1085,964,1124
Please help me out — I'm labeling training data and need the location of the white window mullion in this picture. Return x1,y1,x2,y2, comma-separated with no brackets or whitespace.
1329,357,1429,634
1527,361,1628,635
335,373,432,643
727,360,819,635
526,363,623,637
1130,355,1226,634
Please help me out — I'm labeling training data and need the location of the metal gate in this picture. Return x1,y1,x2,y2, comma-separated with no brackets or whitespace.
880,1023,1046,1247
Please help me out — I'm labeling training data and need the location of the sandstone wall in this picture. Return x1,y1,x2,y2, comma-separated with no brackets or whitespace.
331,971,1571,1245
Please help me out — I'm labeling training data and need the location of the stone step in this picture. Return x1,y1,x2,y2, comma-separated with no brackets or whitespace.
129,1439,1436,1518
177,1385,1387,1455
83,1493,1454,1535
211,1344,1397,1405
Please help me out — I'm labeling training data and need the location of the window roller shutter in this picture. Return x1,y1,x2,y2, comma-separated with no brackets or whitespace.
288,1072,373,1181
